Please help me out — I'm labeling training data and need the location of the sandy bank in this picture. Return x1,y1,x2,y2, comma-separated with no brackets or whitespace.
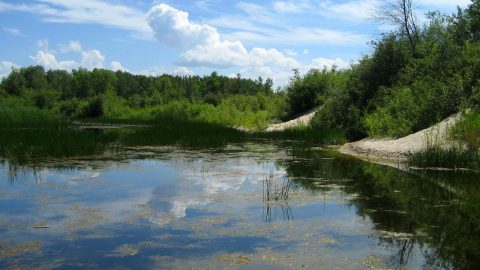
339,114,460,161
266,109,317,132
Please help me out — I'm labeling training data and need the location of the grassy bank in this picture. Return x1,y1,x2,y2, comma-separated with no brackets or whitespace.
0,106,67,128
407,111,480,170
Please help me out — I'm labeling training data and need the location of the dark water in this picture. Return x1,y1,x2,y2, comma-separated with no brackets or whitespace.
0,128,479,269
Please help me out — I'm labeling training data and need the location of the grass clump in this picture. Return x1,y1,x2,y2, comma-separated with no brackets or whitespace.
0,106,67,128
252,126,346,145
450,110,480,149
408,111,480,170
407,146,480,170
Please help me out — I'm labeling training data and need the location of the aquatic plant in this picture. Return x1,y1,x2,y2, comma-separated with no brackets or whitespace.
252,126,346,145
407,146,480,170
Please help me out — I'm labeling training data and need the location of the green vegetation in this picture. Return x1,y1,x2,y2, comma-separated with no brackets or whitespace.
0,106,66,128
408,146,480,169
280,1,480,143
1,1,480,153
281,147,480,269
450,110,480,148
0,67,284,129
408,110,480,170
252,126,345,145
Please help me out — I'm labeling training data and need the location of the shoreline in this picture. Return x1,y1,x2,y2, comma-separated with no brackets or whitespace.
336,114,461,170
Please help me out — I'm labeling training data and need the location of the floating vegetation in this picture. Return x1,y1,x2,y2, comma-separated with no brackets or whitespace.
216,254,252,265
0,241,41,257
64,205,104,230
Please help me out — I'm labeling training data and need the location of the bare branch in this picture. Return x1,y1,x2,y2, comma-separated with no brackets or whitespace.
375,0,421,58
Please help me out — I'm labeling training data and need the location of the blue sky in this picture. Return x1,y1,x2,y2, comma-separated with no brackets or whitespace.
0,0,471,86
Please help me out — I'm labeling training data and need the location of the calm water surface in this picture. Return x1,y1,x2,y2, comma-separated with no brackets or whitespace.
0,128,479,269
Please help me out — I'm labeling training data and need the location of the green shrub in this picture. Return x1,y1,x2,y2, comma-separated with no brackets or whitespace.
81,96,104,118
450,110,480,148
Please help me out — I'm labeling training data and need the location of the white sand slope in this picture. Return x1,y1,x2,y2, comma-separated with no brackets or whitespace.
266,109,317,132
339,114,460,160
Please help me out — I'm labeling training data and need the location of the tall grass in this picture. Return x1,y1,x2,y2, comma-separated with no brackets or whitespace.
252,126,346,145
408,111,480,169
407,146,480,170
0,128,119,165
101,95,285,130
450,110,480,148
0,106,67,128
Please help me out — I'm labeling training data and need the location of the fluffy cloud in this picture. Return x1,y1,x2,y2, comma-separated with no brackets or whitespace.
310,57,351,70
31,40,105,71
110,61,127,72
61,40,82,53
0,61,18,78
147,3,299,85
36,39,50,51
147,4,219,49
81,50,105,69
173,66,194,76
31,50,79,70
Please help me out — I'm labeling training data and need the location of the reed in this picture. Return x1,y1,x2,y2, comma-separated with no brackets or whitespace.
407,146,480,170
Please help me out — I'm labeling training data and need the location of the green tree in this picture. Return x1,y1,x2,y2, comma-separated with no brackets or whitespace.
2,69,26,96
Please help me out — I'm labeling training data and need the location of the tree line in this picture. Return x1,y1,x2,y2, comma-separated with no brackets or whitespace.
285,0,480,140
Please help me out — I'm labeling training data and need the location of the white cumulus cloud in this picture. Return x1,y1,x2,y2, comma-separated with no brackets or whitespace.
61,40,83,53
31,50,79,70
31,40,105,71
0,61,18,78
110,61,128,72
310,57,351,70
81,50,105,69
173,66,194,76
146,3,300,84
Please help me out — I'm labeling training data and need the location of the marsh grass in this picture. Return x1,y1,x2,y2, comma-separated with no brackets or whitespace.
450,110,480,149
252,127,346,145
408,115,480,170
0,129,119,164
407,146,480,170
0,106,67,128
263,172,294,222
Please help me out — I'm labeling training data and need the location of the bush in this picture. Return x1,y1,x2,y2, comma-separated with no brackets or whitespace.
285,68,347,119
81,96,104,118
450,110,480,149
364,87,418,138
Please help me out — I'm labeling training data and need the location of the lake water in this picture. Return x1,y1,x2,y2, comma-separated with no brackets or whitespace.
0,128,479,269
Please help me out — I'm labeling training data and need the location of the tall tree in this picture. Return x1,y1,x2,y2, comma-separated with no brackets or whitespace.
377,0,421,58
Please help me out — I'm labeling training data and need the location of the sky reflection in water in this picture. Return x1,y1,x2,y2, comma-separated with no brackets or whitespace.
0,141,479,269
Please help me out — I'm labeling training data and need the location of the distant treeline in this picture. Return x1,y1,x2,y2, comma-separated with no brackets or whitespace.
0,67,286,129
1,67,273,109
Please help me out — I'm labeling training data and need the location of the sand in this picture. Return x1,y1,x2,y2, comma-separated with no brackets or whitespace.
266,109,317,132
339,114,460,161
